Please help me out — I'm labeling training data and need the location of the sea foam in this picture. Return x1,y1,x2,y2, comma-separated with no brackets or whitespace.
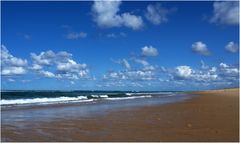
1,96,89,105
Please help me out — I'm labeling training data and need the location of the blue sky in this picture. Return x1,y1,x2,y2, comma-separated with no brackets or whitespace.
1,1,239,91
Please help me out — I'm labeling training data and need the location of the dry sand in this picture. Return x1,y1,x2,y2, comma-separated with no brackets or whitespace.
1,88,239,142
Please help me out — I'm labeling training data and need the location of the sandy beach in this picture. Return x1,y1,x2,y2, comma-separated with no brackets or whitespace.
1,88,239,142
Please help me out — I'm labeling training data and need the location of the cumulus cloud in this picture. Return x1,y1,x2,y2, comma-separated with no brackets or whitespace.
31,50,89,80
172,65,219,82
175,66,192,79
30,50,55,66
145,3,174,25
171,62,239,86
65,32,87,40
1,46,90,81
1,45,27,67
1,45,28,76
104,59,238,89
225,41,239,53
92,0,143,30
210,1,239,25
39,70,56,78
192,41,210,56
56,59,88,77
141,46,158,57
1,67,27,76
219,62,239,77
30,64,43,70
121,13,143,29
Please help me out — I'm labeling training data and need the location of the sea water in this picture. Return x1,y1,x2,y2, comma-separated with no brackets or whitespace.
1,90,192,126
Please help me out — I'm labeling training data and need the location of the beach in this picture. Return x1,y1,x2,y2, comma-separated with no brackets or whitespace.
1,88,239,142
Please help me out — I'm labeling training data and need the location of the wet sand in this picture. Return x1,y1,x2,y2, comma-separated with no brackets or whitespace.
1,88,239,142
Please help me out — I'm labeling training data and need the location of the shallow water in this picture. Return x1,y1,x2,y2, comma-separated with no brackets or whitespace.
1,94,191,127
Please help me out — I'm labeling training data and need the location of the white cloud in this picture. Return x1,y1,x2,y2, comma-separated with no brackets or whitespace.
192,41,210,56
145,3,172,25
92,0,143,30
104,58,238,88
56,60,86,72
30,64,43,70
39,70,56,78
219,62,239,77
31,50,73,66
192,71,218,82
1,45,28,76
65,32,87,40
142,46,158,57
175,66,192,79
30,50,55,65
92,0,122,27
121,13,143,30
210,1,239,25
225,41,239,53
1,45,28,67
219,63,229,68
127,70,154,81
209,67,217,73
56,59,88,78
172,65,219,82
31,50,89,80
1,67,27,76
171,62,239,86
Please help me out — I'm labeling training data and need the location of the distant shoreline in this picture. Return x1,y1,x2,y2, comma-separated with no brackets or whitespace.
1,87,239,92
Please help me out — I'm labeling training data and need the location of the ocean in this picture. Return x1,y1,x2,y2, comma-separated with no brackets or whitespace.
1,90,181,107
1,90,192,123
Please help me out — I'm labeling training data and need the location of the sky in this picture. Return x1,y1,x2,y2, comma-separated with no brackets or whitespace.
1,1,239,91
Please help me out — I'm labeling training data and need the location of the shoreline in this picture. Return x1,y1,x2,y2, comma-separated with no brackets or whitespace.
1,88,239,142
1,93,189,112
